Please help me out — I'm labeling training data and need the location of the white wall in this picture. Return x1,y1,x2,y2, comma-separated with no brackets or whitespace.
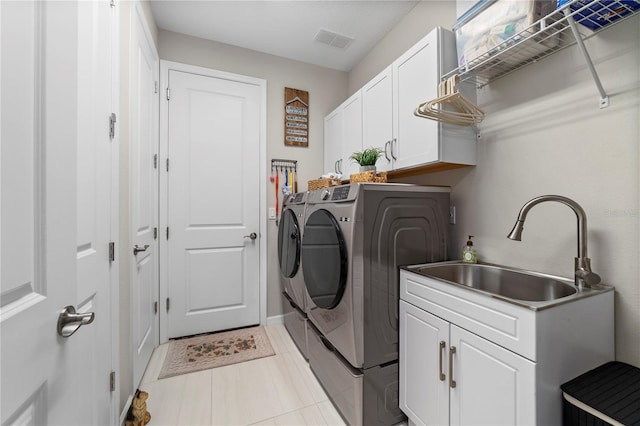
156,30,348,319
385,15,640,365
348,0,457,94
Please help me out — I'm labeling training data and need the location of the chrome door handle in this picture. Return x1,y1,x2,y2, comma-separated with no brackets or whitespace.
133,244,149,255
390,138,397,160
57,305,95,337
244,232,257,240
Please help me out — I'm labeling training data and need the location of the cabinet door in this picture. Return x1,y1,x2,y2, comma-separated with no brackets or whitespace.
362,66,393,172
392,28,440,170
340,92,363,177
400,301,450,426
449,325,536,426
323,108,342,174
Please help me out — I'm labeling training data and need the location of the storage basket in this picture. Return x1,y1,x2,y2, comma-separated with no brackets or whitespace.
349,171,388,183
557,0,640,31
307,178,341,191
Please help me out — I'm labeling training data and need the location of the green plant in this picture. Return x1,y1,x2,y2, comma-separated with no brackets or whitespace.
349,147,384,166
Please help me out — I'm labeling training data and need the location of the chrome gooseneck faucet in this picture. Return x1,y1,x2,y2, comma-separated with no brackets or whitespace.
507,195,601,289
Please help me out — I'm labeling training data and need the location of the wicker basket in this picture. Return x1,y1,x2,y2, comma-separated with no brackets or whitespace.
349,170,388,183
308,178,342,191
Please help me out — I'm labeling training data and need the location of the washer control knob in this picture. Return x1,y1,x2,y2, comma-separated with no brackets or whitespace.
321,189,330,200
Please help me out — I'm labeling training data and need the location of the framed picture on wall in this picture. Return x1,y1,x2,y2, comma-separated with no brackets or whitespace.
284,87,309,147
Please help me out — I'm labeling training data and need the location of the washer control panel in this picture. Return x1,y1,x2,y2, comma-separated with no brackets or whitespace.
331,186,351,201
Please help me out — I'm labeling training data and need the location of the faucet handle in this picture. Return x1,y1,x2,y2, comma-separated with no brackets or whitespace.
575,269,601,287
574,257,601,288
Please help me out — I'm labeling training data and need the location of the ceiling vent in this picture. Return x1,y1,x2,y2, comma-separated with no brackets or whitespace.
314,29,354,50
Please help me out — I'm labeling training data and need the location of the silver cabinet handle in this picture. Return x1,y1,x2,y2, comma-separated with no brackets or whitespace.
57,305,94,337
390,138,397,160
439,341,446,381
133,244,149,255
449,346,457,388
244,232,257,240
384,140,391,162
334,160,339,174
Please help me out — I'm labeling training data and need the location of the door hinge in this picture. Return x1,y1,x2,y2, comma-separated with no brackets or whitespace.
109,113,116,140
109,371,116,392
154,301,158,314
166,158,169,172
166,297,170,312
166,87,170,101
166,227,170,240
109,242,115,262
153,154,158,169
153,227,158,240
154,81,158,94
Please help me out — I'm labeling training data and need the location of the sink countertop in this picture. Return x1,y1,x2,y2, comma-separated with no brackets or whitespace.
402,261,614,311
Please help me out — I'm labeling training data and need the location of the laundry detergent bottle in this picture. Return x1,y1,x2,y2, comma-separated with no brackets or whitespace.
462,235,477,264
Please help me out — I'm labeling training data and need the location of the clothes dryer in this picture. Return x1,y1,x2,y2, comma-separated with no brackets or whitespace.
302,183,450,426
277,191,308,358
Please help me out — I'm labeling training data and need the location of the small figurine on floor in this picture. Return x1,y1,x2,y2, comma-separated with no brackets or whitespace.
125,389,151,426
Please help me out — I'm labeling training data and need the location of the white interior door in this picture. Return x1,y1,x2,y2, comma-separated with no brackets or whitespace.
162,64,264,339
1,1,116,424
130,2,160,387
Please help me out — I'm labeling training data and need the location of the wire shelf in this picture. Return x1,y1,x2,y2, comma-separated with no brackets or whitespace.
444,0,640,88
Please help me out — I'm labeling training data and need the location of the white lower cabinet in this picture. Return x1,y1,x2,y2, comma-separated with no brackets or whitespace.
400,301,535,426
399,268,614,426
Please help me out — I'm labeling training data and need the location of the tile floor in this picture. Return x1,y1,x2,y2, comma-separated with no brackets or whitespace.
139,323,347,425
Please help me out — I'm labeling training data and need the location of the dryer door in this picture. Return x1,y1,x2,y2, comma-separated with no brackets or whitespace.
302,209,348,309
278,209,300,278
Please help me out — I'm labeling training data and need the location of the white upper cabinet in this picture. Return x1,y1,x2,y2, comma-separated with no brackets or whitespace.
340,92,363,177
392,27,476,171
362,66,393,172
323,107,342,174
323,90,363,177
324,27,477,177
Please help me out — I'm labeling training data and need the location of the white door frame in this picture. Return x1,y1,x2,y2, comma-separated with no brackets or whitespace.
158,60,267,344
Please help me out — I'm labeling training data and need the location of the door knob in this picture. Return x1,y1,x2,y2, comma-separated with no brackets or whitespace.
57,305,95,337
243,232,257,240
133,244,150,255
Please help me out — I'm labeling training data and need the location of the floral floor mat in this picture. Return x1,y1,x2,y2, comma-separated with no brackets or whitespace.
158,326,275,379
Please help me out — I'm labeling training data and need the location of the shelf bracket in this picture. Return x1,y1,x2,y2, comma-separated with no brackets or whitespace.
563,9,609,109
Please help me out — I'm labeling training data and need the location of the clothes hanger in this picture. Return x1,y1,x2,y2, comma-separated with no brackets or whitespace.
414,75,485,126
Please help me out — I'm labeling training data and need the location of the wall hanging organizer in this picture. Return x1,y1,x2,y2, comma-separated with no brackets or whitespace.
271,159,298,223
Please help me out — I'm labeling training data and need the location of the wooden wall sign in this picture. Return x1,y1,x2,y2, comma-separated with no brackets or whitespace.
284,87,309,147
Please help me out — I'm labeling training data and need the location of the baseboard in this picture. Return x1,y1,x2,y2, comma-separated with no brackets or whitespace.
119,394,133,426
266,314,284,325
